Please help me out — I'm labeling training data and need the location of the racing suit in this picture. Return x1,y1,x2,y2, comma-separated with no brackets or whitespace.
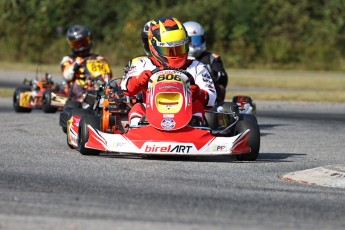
192,51,228,104
121,56,216,125
60,54,110,102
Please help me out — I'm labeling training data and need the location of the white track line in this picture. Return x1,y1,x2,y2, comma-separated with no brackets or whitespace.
280,165,345,188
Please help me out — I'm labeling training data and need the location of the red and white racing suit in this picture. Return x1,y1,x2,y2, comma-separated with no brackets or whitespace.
121,56,216,125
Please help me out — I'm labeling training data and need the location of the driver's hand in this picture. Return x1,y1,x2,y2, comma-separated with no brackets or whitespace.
136,70,152,88
73,57,84,72
190,84,201,101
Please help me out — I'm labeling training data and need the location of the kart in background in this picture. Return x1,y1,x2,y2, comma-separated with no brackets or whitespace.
232,95,257,115
66,78,132,149
13,73,68,113
59,57,112,133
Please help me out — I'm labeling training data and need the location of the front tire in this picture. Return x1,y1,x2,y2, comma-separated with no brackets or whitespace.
59,100,82,133
234,119,260,161
66,108,93,149
78,115,101,155
13,87,32,113
42,90,58,113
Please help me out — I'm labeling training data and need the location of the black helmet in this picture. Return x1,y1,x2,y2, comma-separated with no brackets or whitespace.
66,24,92,55
141,21,151,55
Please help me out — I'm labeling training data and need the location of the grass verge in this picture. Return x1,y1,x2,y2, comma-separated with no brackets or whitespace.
1,64,345,102
0,88,13,97
225,69,345,102
227,91,345,103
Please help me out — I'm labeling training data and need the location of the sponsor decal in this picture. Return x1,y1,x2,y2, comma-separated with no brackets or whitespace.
202,73,212,79
158,85,180,90
213,145,226,151
157,37,189,47
203,77,213,83
163,114,174,118
116,142,127,147
112,142,127,148
209,88,216,93
144,144,193,153
161,118,175,130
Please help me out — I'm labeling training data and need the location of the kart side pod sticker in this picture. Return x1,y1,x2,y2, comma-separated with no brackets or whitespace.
19,92,32,108
161,118,176,130
144,144,193,153
213,145,226,151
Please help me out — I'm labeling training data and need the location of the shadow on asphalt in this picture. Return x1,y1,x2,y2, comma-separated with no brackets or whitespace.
256,152,307,162
100,152,306,163
259,123,288,137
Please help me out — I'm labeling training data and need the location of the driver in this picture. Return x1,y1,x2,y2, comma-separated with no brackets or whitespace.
60,24,112,102
183,21,228,106
121,16,216,126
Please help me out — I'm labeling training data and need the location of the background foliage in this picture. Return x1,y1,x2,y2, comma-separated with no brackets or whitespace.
1,0,345,71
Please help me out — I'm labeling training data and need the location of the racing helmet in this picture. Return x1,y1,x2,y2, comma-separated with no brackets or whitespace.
183,21,206,58
148,16,189,68
141,21,151,55
66,24,92,56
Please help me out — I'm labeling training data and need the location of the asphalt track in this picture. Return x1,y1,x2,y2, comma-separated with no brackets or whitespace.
1,71,345,230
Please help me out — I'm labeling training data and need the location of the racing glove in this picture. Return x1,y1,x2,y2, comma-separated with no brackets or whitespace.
127,70,152,95
190,84,200,101
73,57,84,72
136,70,152,88
190,84,208,107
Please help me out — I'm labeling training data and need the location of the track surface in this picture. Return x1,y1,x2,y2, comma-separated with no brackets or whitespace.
1,72,345,230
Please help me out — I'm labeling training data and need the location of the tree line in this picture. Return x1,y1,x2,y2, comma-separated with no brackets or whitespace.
0,0,345,70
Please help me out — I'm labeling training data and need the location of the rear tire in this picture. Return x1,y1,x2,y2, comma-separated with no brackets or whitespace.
42,90,58,113
238,113,258,124
78,115,101,155
234,119,260,161
13,87,32,113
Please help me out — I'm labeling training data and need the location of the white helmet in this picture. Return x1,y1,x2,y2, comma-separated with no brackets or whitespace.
183,21,206,58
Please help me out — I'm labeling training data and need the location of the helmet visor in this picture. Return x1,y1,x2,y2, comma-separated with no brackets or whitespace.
69,36,91,50
189,35,205,47
154,44,188,56
153,38,189,56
